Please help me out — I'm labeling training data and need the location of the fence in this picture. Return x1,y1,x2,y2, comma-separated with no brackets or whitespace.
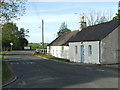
35,49,47,54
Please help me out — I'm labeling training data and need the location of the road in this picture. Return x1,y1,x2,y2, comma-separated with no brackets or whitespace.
2,51,119,88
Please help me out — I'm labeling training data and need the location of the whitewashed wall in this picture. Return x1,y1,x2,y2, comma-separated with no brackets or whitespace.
47,46,69,59
69,41,100,64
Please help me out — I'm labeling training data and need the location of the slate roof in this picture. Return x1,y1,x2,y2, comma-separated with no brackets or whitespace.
48,30,79,46
69,20,120,42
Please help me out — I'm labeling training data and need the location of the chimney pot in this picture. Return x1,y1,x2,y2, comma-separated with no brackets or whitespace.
80,16,87,30
82,16,84,22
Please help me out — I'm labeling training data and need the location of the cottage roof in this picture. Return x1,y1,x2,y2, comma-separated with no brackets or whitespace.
48,30,79,46
69,20,120,42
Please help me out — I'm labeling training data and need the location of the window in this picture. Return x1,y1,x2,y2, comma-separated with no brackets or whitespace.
75,46,78,54
61,46,64,53
61,46,64,57
88,45,92,56
53,50,54,55
62,46,64,51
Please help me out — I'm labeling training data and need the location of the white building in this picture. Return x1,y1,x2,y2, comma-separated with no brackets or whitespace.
69,20,120,64
47,30,79,59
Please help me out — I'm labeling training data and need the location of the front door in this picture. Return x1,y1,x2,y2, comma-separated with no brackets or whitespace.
80,45,84,63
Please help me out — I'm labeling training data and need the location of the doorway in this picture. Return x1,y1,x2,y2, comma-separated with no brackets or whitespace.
80,45,84,63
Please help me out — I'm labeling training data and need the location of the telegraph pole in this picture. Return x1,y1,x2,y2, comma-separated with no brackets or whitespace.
42,19,44,53
118,1,120,10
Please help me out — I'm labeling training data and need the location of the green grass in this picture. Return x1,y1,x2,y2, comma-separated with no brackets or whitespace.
0,51,12,85
35,53,70,62
28,43,40,50
28,43,48,50
0,51,9,55
2,61,12,84
0,55,2,85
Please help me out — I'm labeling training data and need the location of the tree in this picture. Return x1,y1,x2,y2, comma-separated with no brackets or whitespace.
2,23,18,50
57,22,71,36
19,28,29,38
113,10,120,20
76,10,113,27
113,1,120,20
0,0,26,50
2,22,29,50
0,0,26,23
16,38,28,49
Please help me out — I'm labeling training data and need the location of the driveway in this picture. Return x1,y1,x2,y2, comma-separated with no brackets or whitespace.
3,51,119,88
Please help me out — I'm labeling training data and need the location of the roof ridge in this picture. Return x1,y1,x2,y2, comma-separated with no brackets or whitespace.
82,20,119,30
69,20,119,42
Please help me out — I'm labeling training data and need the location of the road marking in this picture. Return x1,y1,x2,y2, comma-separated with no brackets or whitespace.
22,62,25,64
97,69,104,72
18,80,26,86
30,62,34,64
26,62,30,64
4,59,38,61
85,67,91,69
10,62,13,65
16,62,19,64
9,61,35,65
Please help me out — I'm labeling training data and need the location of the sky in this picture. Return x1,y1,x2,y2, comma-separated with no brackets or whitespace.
15,1,119,43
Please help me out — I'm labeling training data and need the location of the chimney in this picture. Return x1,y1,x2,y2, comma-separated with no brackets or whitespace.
79,16,87,31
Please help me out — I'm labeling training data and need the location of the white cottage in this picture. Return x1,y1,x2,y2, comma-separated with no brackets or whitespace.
47,30,79,59
69,20,120,64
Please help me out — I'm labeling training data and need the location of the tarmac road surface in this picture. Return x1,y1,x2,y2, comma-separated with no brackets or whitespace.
2,51,119,88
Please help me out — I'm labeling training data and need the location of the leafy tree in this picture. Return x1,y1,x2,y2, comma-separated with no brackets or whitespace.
14,38,28,50
19,28,29,38
0,0,26,50
0,0,26,23
2,23,16,50
113,10,120,20
57,22,71,36
2,22,29,50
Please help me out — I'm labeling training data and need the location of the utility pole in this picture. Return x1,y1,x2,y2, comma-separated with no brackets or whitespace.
42,19,44,53
118,1,120,10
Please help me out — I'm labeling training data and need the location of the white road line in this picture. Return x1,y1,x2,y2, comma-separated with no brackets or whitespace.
16,62,19,64
8,61,35,65
4,59,38,61
10,62,13,65
22,62,25,64
26,62,30,64
30,62,34,64
85,67,91,69
97,69,104,72
18,80,26,86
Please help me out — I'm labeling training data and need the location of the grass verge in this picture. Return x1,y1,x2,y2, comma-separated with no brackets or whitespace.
0,51,9,55
35,53,70,62
2,61,12,84
0,51,12,85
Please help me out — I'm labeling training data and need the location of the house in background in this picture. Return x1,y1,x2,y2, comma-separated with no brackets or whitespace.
47,30,79,59
69,20,120,64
